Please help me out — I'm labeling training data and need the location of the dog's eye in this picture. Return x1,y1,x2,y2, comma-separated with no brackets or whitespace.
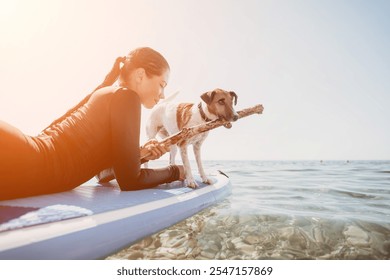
218,99,225,105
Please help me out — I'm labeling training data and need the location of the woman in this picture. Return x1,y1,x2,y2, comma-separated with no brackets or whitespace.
0,47,184,200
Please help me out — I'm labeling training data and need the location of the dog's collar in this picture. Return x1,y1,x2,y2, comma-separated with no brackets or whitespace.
198,102,212,122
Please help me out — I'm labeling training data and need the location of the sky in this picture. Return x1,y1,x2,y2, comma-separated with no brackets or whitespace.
1,0,389,160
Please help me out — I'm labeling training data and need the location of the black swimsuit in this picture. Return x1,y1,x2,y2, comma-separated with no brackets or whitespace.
0,86,179,200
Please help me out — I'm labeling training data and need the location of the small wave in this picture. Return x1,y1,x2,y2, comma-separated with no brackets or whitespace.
334,190,378,199
281,169,320,172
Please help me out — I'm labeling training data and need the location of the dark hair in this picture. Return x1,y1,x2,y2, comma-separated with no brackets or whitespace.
43,47,169,132
121,47,170,81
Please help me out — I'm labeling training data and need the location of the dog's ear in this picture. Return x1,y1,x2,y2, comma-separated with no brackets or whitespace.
201,90,216,105
230,91,238,106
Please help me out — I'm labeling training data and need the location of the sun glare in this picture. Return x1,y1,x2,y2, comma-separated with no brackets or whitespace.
0,0,18,16
0,0,60,44
0,0,23,26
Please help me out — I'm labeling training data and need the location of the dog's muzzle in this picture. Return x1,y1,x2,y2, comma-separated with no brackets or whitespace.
221,114,238,129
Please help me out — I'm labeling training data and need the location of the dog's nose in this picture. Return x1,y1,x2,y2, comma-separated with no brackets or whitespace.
232,115,239,122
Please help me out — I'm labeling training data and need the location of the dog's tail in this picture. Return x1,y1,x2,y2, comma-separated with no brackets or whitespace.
160,90,180,104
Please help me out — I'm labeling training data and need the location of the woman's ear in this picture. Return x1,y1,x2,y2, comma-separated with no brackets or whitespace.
135,68,146,83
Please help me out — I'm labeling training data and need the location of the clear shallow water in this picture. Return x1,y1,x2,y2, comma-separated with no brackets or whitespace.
107,160,390,260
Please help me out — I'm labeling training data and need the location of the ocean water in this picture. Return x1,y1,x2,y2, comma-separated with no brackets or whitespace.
107,160,390,260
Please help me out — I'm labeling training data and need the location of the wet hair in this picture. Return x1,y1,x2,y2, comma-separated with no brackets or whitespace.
43,47,169,132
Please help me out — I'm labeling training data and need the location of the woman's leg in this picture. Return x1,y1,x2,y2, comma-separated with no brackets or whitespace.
0,120,44,200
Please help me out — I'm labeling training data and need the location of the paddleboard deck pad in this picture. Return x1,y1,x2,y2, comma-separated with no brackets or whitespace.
0,172,231,259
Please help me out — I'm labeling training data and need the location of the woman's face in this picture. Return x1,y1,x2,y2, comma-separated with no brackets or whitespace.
137,69,169,109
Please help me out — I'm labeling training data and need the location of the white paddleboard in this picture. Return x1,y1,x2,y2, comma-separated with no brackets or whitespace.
0,171,231,259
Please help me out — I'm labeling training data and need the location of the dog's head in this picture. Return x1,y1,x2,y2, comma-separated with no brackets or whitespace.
201,89,238,128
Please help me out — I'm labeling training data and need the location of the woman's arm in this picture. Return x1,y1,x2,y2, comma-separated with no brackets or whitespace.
109,88,179,190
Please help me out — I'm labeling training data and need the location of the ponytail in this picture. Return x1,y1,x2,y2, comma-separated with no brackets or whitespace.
42,56,125,132
93,56,126,92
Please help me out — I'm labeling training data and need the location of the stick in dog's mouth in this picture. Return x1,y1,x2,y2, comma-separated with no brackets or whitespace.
223,122,233,129
219,116,237,129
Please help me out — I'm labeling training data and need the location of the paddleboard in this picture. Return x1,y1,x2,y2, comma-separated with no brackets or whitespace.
0,171,231,259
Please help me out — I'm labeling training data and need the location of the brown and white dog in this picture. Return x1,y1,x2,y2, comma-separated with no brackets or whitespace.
145,89,238,188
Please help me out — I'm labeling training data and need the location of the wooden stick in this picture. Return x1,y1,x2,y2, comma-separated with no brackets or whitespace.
147,104,264,151
96,104,264,182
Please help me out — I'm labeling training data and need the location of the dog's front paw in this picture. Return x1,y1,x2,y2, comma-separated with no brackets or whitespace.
202,177,213,185
187,179,198,189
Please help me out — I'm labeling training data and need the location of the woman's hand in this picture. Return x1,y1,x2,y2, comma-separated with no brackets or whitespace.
140,139,170,161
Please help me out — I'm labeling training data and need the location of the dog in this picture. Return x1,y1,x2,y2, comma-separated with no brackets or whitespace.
145,88,238,188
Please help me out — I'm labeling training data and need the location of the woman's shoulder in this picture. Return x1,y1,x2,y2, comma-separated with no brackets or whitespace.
89,86,138,104
93,86,137,99
92,85,127,95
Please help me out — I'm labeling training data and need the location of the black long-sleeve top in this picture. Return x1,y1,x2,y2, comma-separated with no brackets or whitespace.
0,86,179,200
